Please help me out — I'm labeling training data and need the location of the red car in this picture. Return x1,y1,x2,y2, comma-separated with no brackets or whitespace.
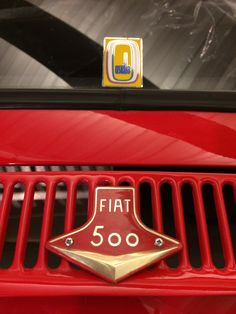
1,1,236,313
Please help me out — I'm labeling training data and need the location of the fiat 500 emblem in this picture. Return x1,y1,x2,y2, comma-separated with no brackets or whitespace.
47,187,181,282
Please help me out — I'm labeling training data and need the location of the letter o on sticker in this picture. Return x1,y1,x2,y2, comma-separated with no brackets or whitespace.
126,233,139,247
108,233,122,247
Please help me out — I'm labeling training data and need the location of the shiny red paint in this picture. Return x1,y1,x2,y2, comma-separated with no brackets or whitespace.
2,296,236,314
1,109,236,313
0,171,236,296
47,187,181,282
0,110,235,166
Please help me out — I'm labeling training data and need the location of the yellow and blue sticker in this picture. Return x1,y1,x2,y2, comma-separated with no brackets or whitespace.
103,37,143,88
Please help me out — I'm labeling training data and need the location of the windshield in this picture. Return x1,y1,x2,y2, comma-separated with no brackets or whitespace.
1,0,236,90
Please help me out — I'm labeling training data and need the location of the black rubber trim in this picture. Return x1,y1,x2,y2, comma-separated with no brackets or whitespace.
114,166,236,174
0,89,236,112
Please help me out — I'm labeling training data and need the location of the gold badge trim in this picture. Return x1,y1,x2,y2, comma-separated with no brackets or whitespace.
47,187,181,282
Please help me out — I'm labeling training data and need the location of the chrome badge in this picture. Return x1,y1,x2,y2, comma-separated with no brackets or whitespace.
103,37,143,88
47,187,181,282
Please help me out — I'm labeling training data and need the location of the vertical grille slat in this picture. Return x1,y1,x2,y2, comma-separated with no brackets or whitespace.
214,182,235,269
87,179,96,219
151,180,167,269
64,180,77,232
0,184,25,268
181,183,202,268
202,184,225,269
151,180,164,233
139,182,153,229
36,181,56,268
160,182,179,268
12,182,35,268
48,182,67,269
172,181,190,269
0,183,13,261
60,180,77,270
73,182,89,229
223,183,236,262
135,179,141,217
192,181,213,269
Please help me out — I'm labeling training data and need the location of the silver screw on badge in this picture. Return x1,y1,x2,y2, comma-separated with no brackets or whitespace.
65,237,74,247
155,238,164,247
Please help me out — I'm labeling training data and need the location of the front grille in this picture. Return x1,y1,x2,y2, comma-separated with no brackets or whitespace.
0,170,236,296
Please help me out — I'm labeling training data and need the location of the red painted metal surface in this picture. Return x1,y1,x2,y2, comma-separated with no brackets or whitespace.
1,296,236,314
0,171,236,296
0,110,235,166
1,108,236,312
